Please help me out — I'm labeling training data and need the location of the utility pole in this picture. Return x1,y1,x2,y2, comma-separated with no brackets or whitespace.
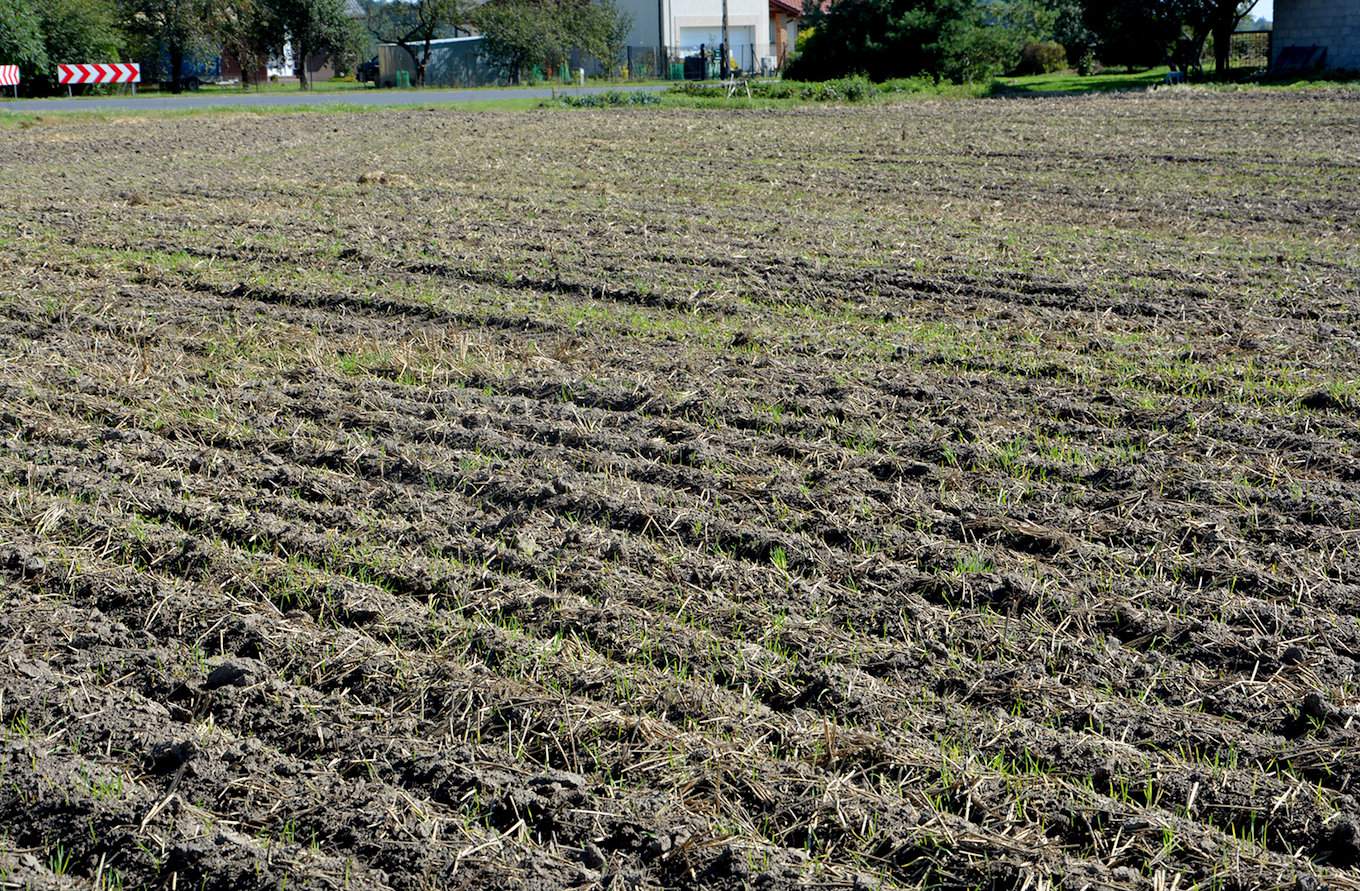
720,0,729,80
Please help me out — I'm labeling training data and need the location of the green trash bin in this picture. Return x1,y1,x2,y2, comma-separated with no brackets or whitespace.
669,61,683,80
395,70,410,88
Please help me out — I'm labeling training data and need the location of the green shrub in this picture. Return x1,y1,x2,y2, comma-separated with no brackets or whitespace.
551,90,660,107
1017,41,1067,75
792,75,877,101
877,77,940,94
669,76,877,103
785,0,1013,84
935,20,1017,83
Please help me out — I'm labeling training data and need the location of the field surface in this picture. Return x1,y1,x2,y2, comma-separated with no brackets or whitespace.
0,83,665,114
1,89,1359,891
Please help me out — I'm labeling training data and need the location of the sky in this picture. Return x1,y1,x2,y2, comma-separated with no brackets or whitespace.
1254,0,1273,21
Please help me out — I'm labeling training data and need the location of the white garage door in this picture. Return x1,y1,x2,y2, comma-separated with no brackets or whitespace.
679,25,755,53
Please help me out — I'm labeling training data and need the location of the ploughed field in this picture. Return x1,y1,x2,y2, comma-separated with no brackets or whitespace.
1,88,1359,891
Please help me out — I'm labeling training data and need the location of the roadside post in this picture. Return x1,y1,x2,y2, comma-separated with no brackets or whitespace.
0,65,18,99
720,0,729,81
58,63,141,98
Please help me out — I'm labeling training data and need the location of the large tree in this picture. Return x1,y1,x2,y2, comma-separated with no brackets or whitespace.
1,0,51,86
1083,0,1258,76
994,0,1089,62
360,0,469,86
1082,0,1181,70
206,0,276,87
474,0,566,83
1181,0,1260,76
272,0,361,88
580,0,631,78
40,0,125,67
474,0,625,84
118,0,212,92
787,0,1011,83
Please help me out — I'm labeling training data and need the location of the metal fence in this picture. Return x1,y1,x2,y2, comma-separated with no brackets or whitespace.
1203,30,1273,72
577,45,765,81
379,39,768,87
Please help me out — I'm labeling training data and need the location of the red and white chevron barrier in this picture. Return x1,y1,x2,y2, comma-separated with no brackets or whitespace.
0,65,19,87
58,63,140,85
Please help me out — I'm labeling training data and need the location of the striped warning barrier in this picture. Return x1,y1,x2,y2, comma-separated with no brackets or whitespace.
58,63,141,85
0,65,18,98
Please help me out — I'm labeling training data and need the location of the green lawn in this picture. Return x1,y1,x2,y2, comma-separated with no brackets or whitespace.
28,79,373,100
194,79,370,94
993,67,1174,95
6,66,1356,121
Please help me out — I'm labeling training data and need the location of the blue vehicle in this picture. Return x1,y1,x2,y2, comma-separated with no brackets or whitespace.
157,49,223,90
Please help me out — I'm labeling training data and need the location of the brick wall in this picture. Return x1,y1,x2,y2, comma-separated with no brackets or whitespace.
1273,0,1360,71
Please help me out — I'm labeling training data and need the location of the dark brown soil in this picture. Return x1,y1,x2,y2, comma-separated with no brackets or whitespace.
1,89,1358,890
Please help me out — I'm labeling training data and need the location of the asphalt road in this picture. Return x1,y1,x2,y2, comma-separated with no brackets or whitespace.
1,84,667,113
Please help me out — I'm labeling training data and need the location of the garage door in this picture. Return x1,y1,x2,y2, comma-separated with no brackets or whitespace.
678,25,755,53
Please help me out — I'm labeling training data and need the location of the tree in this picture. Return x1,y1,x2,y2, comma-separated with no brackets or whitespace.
987,0,1057,47
1,0,51,86
1045,0,1090,64
118,0,212,92
786,0,1009,83
207,0,276,87
1182,0,1259,77
1081,0,1258,76
40,0,125,67
988,0,1089,63
977,0,1056,76
580,0,631,78
475,0,560,83
475,0,615,84
272,0,361,88
360,0,468,86
1082,0,1181,70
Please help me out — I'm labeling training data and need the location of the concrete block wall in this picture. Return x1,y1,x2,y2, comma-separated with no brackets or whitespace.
1273,0,1360,71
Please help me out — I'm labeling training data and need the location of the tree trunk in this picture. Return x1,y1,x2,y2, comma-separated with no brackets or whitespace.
1213,0,1247,78
297,39,310,90
720,0,729,79
1189,25,1211,77
1213,19,1232,77
169,43,184,94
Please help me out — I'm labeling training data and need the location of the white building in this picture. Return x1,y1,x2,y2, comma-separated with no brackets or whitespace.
1272,0,1360,71
619,0,783,70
